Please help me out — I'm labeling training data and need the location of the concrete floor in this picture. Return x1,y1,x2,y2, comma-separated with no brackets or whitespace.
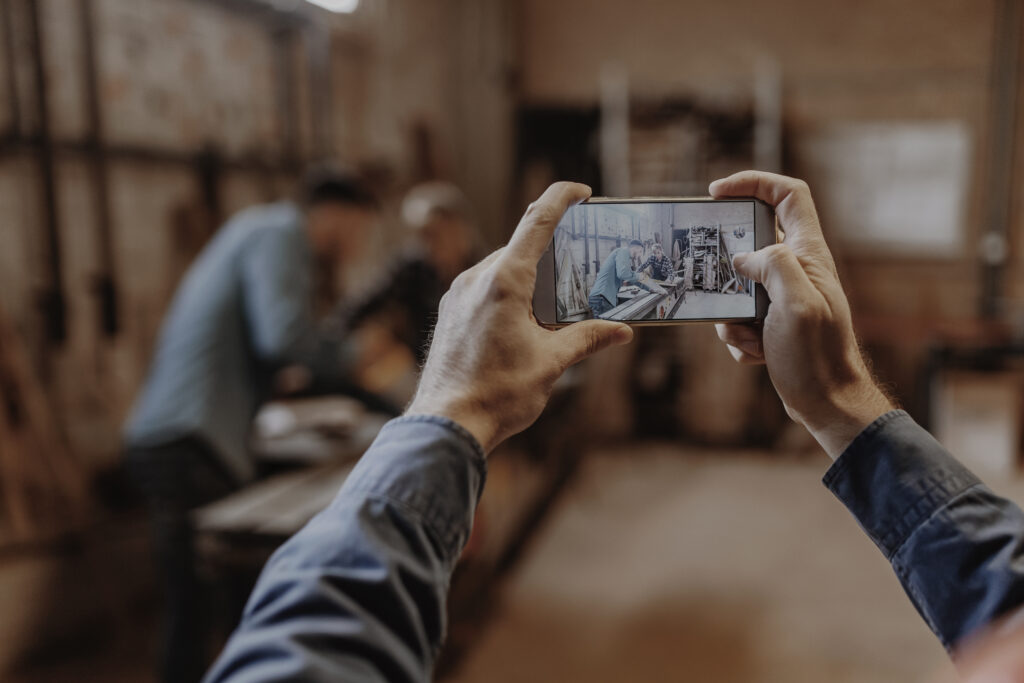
447,444,981,683
15,443,1024,682
672,291,754,319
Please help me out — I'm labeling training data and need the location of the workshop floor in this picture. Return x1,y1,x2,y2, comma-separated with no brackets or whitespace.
673,291,753,319
446,443,1014,683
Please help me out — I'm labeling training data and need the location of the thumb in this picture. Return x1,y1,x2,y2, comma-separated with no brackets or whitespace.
732,244,814,305
554,320,633,368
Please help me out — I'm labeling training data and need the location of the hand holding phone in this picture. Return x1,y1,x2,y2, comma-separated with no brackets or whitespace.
711,171,892,457
408,182,632,453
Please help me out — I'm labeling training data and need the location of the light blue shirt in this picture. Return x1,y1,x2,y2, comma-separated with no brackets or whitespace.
123,202,351,482
589,247,640,307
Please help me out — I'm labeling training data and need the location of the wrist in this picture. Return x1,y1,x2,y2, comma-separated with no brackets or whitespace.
405,397,498,456
800,380,893,459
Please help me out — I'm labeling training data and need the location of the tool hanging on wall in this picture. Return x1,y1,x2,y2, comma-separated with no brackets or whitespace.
26,0,66,346
81,0,119,337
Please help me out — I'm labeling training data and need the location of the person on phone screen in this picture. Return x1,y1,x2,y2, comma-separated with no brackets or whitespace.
639,241,675,281
204,176,1024,683
588,239,659,316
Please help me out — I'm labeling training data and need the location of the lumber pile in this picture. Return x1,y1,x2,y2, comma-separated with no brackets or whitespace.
555,231,590,319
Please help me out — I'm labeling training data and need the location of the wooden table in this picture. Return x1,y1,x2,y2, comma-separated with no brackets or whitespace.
192,376,587,676
193,461,356,575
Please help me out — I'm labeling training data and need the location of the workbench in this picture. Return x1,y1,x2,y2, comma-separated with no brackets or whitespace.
191,375,588,676
600,278,686,321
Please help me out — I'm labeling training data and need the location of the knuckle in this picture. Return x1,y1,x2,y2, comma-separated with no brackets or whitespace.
763,244,793,266
483,269,518,301
449,269,472,292
525,202,559,225
788,300,824,327
583,328,602,356
542,362,563,385
437,290,452,314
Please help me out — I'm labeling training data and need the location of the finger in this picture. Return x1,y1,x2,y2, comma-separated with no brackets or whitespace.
708,171,824,250
504,182,591,265
726,344,767,365
732,244,816,306
715,323,763,358
552,319,633,368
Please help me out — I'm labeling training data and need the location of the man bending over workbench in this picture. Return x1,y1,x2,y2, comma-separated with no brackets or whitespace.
205,175,1024,682
124,170,379,683
588,239,665,317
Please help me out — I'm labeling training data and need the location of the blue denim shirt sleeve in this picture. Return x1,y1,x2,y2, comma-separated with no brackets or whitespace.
824,410,1024,649
203,415,487,683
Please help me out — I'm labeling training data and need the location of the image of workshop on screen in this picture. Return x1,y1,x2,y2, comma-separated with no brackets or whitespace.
553,200,756,322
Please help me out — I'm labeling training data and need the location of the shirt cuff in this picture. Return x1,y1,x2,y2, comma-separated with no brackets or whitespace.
822,410,980,559
340,414,488,560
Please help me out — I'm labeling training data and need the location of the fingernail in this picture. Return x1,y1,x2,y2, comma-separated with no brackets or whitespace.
612,325,634,344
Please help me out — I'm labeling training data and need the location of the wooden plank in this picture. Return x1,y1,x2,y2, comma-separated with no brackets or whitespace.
253,466,353,536
193,466,326,531
194,462,354,536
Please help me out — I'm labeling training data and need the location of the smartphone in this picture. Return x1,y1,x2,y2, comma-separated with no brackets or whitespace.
533,197,776,326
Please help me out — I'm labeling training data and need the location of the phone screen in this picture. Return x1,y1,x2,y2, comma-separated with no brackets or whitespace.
552,200,758,323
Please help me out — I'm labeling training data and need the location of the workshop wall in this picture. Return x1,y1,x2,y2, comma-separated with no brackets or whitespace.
518,0,1022,409
0,0,515,471
0,0,516,671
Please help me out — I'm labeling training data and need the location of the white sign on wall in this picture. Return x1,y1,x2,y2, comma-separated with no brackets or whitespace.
799,121,972,257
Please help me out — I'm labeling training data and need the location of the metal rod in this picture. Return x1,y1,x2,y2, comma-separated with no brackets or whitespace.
26,0,65,345
579,209,589,275
273,26,301,168
981,0,1022,318
195,145,223,226
0,0,20,137
80,0,119,337
305,22,333,159
0,135,300,174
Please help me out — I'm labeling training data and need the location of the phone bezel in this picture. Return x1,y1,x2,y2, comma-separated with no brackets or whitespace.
532,196,776,327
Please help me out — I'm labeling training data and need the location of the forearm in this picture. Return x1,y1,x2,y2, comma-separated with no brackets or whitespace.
825,411,1024,649
204,416,486,682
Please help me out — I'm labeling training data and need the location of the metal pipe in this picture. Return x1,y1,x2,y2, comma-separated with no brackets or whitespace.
80,0,118,336
26,0,65,345
273,26,301,169
580,208,589,275
0,136,299,173
0,0,20,137
980,0,1022,318
305,22,334,159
